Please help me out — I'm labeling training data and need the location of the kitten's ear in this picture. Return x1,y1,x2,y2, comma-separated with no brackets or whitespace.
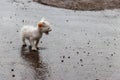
41,17,46,21
38,22,43,28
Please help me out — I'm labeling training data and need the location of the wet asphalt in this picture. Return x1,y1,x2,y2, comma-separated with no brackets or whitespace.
1,0,120,80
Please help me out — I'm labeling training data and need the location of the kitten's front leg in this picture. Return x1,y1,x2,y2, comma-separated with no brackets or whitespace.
29,39,37,51
35,39,40,49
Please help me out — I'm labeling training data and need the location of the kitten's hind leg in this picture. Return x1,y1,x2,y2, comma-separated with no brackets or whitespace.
22,37,27,47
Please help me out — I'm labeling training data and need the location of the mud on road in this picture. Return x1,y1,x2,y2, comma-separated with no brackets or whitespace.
34,0,120,10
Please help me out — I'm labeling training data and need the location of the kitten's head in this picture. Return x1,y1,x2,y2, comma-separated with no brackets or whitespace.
38,17,52,35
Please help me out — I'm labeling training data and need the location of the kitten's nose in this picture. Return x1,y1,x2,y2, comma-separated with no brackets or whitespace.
48,28,52,31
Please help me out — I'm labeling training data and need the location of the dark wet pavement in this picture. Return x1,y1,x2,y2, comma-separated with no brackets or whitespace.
20,46,48,80
1,0,120,80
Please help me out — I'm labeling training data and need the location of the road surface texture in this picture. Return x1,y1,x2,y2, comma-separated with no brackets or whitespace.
0,0,120,80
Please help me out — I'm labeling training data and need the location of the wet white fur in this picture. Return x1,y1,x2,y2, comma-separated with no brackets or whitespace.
20,18,52,51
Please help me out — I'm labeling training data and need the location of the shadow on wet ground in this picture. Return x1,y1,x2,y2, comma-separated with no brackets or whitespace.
20,46,48,80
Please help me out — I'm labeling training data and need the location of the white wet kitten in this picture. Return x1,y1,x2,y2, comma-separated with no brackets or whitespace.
21,18,52,51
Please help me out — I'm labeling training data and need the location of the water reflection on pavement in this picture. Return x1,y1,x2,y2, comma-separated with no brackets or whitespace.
20,46,48,80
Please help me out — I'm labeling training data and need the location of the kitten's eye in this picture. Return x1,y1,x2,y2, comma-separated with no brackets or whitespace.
43,22,45,24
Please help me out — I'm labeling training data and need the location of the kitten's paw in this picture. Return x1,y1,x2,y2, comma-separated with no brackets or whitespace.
22,44,27,47
36,46,39,50
32,47,37,51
